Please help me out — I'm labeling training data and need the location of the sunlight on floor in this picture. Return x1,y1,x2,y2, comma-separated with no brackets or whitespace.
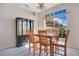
23,43,29,48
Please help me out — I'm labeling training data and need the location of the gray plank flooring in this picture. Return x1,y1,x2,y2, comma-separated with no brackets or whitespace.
0,45,79,56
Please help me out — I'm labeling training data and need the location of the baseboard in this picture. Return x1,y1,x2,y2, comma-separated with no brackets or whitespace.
68,46,79,50
0,46,16,51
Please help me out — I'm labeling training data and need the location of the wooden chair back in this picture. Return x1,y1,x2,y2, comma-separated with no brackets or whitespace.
38,30,47,35
38,30,49,44
65,30,70,45
29,30,34,43
46,29,59,36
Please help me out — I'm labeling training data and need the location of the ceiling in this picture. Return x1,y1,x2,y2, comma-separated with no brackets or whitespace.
0,3,60,13
24,3,60,13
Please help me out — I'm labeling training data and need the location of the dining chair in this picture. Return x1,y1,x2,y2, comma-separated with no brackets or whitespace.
28,30,39,56
51,30,70,56
46,29,59,56
38,30,50,56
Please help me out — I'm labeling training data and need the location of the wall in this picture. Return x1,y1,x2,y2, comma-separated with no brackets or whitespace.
37,3,79,49
69,4,79,49
0,4,37,49
36,15,45,30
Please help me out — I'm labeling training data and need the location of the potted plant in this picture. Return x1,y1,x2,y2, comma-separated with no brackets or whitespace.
59,26,66,38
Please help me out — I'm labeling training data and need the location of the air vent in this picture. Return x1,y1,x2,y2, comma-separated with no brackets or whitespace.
32,12,36,16
25,4,29,7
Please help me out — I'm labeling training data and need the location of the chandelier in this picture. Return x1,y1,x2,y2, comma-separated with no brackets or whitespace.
37,3,46,10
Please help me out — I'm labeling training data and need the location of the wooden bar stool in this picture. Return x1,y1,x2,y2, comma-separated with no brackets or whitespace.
51,30,69,56
28,30,39,56
38,30,50,56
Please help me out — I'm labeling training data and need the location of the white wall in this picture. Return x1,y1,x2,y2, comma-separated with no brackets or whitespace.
37,3,79,49
36,16,45,30
69,4,79,49
0,4,37,49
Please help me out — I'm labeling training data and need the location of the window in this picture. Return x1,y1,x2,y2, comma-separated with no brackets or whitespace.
51,9,67,16
46,9,68,36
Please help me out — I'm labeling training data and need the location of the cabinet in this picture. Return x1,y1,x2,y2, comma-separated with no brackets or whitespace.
16,17,34,47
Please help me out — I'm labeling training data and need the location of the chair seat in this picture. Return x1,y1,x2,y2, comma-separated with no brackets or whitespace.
30,37,39,43
50,30,69,56
40,42,50,46
53,39,65,47
32,40,39,43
